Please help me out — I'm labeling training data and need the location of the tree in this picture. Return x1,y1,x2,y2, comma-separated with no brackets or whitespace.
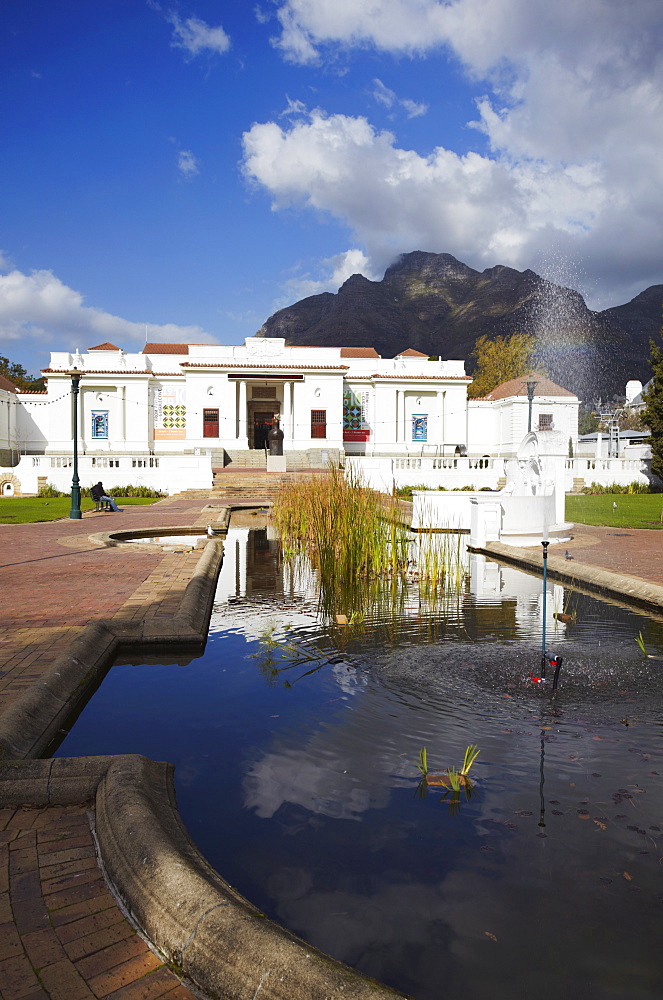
466,333,538,398
578,409,600,435
640,332,663,482
0,355,45,391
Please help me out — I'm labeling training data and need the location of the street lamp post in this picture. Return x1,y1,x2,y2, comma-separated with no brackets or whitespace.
69,369,82,519
525,378,538,433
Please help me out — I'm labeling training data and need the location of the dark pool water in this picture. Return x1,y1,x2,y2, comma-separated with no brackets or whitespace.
56,527,663,1000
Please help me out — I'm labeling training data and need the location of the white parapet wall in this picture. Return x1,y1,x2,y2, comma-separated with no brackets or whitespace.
566,456,652,489
0,452,213,496
347,454,653,495
346,455,504,493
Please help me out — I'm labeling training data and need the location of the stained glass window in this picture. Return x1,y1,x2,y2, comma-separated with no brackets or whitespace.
91,411,108,438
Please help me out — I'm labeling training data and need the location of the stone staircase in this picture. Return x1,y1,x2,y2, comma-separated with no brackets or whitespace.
214,448,342,471
173,469,332,504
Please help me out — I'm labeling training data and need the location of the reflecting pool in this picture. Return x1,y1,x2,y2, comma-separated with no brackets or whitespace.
56,523,663,1000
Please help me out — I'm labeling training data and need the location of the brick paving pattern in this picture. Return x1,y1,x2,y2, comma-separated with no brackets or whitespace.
561,524,663,585
0,802,196,1000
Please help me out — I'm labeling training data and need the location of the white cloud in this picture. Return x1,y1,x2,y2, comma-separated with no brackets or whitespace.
243,108,606,278
0,269,217,356
371,79,428,118
372,78,396,109
282,248,379,302
0,251,12,272
168,13,230,57
401,97,428,119
177,149,200,179
247,0,663,306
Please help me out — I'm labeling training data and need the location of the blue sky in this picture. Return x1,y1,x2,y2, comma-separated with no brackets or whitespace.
2,0,661,377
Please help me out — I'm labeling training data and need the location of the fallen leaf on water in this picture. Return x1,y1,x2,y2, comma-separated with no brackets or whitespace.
623,871,633,881
594,820,607,830
484,932,498,942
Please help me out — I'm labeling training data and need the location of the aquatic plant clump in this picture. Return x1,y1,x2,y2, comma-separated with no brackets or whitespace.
272,469,467,620
273,465,409,576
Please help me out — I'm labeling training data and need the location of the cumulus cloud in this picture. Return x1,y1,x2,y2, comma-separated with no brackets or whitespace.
177,149,200,179
0,269,216,356
243,108,604,275
168,13,230,57
250,0,662,306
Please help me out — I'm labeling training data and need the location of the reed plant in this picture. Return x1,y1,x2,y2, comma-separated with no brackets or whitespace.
273,467,468,623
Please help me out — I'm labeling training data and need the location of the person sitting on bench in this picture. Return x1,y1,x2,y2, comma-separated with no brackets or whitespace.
90,482,122,512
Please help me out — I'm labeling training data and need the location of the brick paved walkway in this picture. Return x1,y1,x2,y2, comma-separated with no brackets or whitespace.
563,524,663,585
0,802,195,1000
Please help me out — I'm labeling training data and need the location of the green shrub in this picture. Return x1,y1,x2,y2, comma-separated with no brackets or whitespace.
106,484,165,498
394,484,442,500
37,483,67,498
582,481,652,495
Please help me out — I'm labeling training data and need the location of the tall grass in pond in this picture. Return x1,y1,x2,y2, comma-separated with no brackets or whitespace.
273,469,467,622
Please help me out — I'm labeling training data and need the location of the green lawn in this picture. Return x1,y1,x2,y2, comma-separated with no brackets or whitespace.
0,496,162,524
566,493,663,529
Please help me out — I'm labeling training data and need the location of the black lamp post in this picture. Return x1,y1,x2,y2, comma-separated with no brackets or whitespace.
69,369,82,519
525,378,538,433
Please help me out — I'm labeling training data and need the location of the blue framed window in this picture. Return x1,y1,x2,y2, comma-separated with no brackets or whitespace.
412,414,427,442
91,411,109,439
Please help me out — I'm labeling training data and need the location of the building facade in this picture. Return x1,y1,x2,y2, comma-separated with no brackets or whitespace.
0,338,587,496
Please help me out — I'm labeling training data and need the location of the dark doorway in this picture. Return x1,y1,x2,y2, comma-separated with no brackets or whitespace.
253,411,275,450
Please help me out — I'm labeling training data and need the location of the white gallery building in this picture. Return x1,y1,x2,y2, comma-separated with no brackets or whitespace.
0,337,649,497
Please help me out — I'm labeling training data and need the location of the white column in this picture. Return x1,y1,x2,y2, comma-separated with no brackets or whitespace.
437,390,445,447
283,380,292,440
395,390,401,443
120,386,126,444
238,380,247,445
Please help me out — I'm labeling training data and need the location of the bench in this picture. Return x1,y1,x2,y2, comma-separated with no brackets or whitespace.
89,490,113,511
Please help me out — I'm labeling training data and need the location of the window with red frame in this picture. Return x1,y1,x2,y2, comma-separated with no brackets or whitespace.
311,409,326,438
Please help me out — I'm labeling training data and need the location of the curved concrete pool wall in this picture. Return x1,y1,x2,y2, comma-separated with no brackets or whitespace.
0,505,407,1000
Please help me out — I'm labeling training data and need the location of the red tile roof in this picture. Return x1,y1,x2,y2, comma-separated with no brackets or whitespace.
41,368,159,375
0,374,20,393
88,342,121,351
340,347,381,358
395,348,429,357
481,373,576,401
143,343,190,354
180,362,349,371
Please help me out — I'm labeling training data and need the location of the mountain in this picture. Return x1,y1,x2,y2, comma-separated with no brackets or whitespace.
255,251,662,401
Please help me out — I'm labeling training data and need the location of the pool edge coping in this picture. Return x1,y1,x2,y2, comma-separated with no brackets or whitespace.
473,540,663,616
0,754,406,1000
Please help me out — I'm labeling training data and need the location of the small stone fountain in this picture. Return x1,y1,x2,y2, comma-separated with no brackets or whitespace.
412,431,573,547
470,431,572,546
